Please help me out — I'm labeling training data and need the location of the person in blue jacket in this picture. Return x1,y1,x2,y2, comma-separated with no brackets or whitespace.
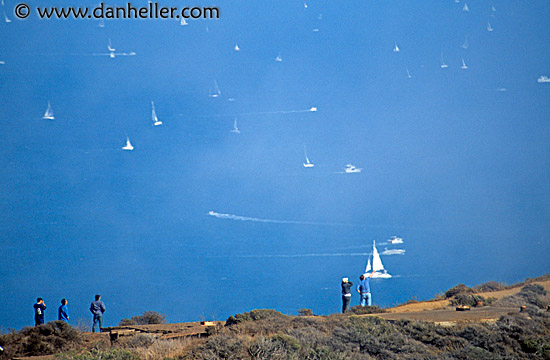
356,271,375,306
58,299,69,322
34,298,47,326
90,294,106,332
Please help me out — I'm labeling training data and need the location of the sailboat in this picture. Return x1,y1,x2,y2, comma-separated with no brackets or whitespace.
122,137,134,151
151,101,162,126
461,58,468,69
344,164,361,173
462,3,469,12
275,53,282,62
462,35,469,49
208,79,221,98
43,102,54,120
440,53,448,68
303,146,314,168
98,18,105,28
393,43,400,52
180,17,188,25
406,67,412,78
537,76,550,83
364,240,392,279
487,21,493,32
234,43,240,51
107,38,115,52
231,118,240,133
303,2,308,9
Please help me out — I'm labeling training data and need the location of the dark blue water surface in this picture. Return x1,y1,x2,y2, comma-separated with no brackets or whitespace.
1,0,549,329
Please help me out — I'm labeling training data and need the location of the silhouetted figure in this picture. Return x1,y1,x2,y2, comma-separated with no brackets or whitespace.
33,298,46,326
341,277,354,313
90,294,106,332
58,298,69,322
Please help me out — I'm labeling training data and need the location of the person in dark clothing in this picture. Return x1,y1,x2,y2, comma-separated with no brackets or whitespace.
34,298,46,326
341,277,354,313
58,299,69,322
90,294,106,332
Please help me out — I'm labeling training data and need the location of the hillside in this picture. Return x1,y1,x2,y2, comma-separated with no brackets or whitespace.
1,275,549,360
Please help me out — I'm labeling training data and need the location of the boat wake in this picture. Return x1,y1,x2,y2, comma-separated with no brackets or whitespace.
207,252,370,259
208,210,359,227
184,107,317,119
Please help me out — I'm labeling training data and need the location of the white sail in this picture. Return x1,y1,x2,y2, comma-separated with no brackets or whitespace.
393,43,400,52
303,2,308,9
43,102,54,120
122,137,134,151
209,79,221,97
487,21,493,32
406,67,412,78
365,258,371,273
440,52,448,68
462,36,469,49
463,3,469,12
180,17,188,25
231,117,240,133
151,101,162,126
372,241,384,272
275,53,282,62
461,58,468,69
4,10,11,23
303,146,314,167
107,38,115,52
537,76,550,83
234,43,240,51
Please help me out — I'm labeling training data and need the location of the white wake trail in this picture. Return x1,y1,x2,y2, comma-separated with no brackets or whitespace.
208,210,360,227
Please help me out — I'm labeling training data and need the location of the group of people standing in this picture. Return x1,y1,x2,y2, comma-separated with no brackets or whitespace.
341,270,375,313
33,295,106,332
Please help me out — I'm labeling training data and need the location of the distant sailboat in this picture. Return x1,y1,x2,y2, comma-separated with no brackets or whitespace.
303,146,314,168
309,107,318,112
487,21,493,32
107,38,115,52
462,35,469,49
43,102,54,120
491,5,496,12
122,137,134,151
537,76,550,83
208,79,221,98
440,52,448,68
180,17,188,25
4,10,11,23
275,52,282,62
393,43,400,52
461,58,468,69
231,118,240,133
406,67,412,78
0,60,5,65
234,43,240,51
364,240,392,279
303,1,308,9
151,101,162,126
463,3,469,12
98,18,105,28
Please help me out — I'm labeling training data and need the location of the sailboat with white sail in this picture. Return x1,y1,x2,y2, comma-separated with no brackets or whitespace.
234,43,240,51
463,3,469,12
275,53,282,62
208,79,221,98
180,17,188,25
303,146,314,168
364,240,392,279
406,67,412,78
461,58,468,69
462,35,469,49
393,43,400,52
487,21,493,32
231,118,240,133
43,102,54,120
440,52,448,68
122,137,134,151
151,101,162,126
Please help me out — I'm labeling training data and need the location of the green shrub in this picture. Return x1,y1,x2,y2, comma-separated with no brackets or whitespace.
444,284,473,298
118,311,166,326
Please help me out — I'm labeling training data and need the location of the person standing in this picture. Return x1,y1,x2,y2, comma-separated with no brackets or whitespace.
90,294,106,332
58,299,69,322
33,298,47,326
356,271,375,306
341,277,354,313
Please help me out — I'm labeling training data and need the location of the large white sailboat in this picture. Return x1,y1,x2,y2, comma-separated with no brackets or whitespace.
364,240,392,279
151,101,162,126
43,102,54,120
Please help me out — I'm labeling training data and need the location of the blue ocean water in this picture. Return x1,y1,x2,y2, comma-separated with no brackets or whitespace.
1,0,549,329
